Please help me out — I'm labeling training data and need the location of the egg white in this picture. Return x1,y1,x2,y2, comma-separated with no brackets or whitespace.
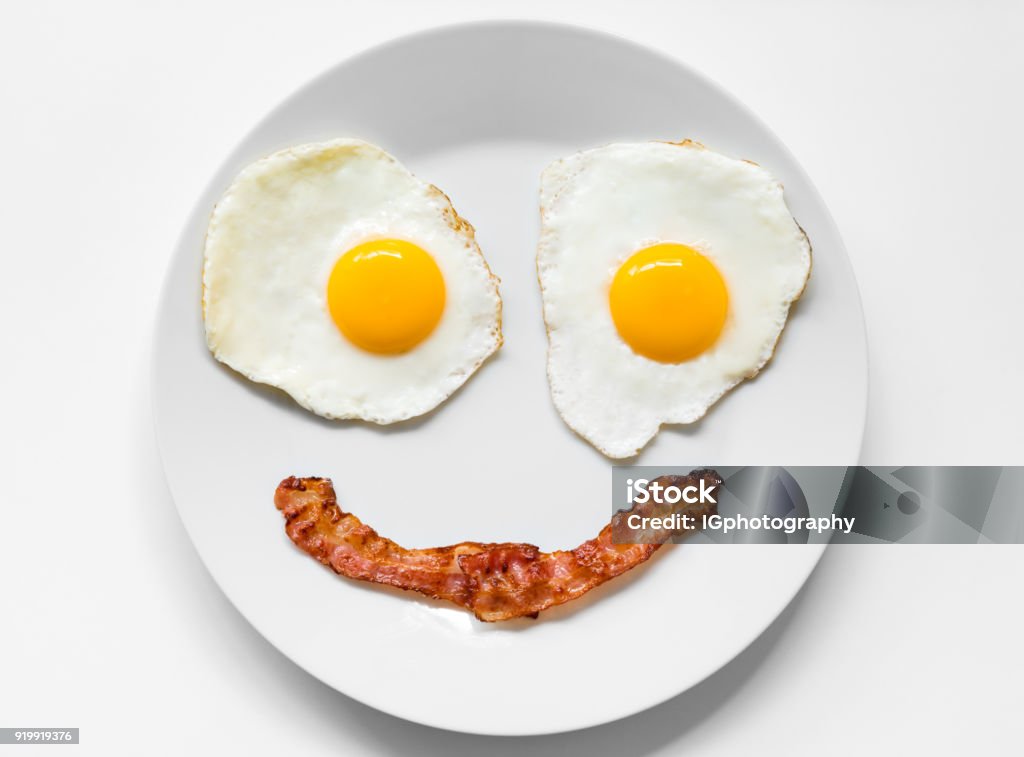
537,141,811,458
203,139,502,424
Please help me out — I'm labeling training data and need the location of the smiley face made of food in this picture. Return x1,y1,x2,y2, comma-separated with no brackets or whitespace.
203,138,808,622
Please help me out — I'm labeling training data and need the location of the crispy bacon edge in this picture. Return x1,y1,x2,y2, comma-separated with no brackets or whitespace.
274,470,721,622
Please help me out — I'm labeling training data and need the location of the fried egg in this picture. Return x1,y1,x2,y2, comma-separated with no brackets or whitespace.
203,139,502,424
537,140,811,458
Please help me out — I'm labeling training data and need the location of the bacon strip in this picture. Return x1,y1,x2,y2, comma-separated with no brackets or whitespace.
274,470,721,622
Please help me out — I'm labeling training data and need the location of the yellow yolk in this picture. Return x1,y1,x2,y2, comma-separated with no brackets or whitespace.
609,243,728,363
327,239,446,354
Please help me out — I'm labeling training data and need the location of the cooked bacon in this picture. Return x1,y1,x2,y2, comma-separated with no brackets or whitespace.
274,470,721,622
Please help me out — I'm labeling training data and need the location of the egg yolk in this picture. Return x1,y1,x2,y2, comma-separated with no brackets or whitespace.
609,243,728,363
327,239,446,354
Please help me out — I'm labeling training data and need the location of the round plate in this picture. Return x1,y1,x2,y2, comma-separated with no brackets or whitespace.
153,21,867,736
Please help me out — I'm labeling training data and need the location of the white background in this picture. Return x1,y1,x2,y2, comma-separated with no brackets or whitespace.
2,1,1022,754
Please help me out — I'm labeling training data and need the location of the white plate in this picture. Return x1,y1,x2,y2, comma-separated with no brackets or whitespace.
153,21,867,736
